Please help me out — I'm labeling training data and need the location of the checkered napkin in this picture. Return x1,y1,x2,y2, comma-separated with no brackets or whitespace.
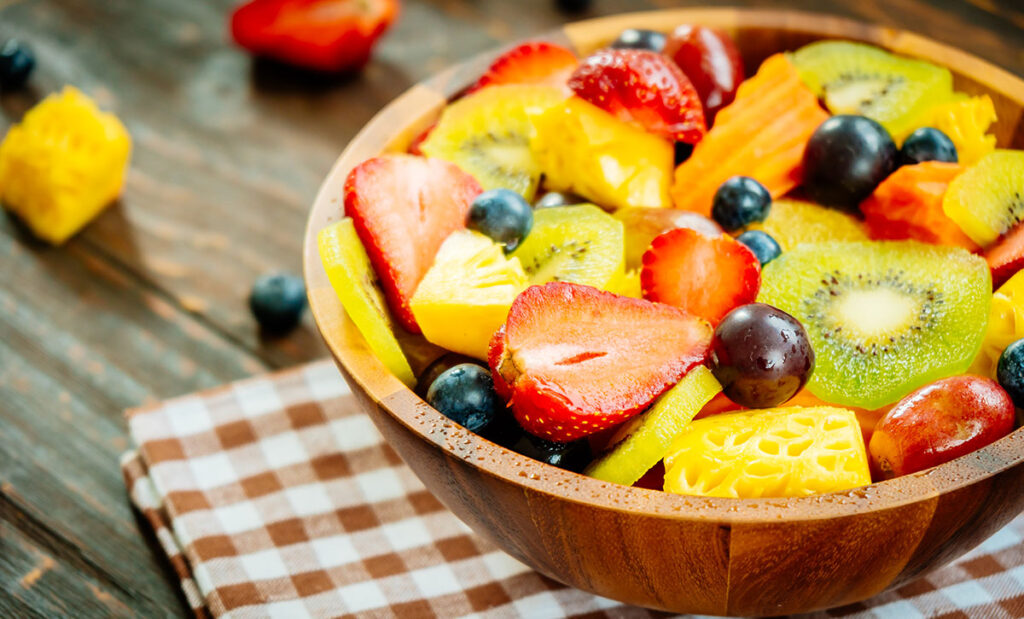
123,360,1024,618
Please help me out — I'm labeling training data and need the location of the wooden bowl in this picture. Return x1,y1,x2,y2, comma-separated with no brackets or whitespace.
304,9,1024,615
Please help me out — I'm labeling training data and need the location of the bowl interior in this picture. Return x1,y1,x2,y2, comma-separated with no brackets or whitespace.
304,8,1024,523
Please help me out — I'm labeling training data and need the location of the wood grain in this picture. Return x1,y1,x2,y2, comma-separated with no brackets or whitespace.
306,8,1024,615
2,0,1023,615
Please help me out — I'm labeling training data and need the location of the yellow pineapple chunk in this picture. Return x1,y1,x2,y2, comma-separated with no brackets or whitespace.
411,230,528,360
531,96,673,210
664,406,870,498
0,87,131,244
970,269,1024,378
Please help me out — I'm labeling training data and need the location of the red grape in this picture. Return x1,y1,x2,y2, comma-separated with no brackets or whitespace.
663,25,744,121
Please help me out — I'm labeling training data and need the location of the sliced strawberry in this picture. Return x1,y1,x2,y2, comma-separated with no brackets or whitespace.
469,41,578,92
490,282,713,442
345,154,482,333
641,228,760,324
986,224,1024,288
568,49,706,144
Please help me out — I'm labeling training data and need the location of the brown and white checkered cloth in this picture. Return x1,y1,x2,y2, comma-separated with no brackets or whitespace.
123,360,1024,618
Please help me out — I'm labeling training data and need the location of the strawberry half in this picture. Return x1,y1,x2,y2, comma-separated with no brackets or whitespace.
641,228,760,324
489,282,713,442
345,154,482,333
568,49,706,144
469,41,578,92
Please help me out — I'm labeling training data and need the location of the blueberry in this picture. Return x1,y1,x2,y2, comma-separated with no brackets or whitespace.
803,115,898,212
468,189,533,251
710,176,771,230
610,29,667,52
674,141,694,166
736,230,782,266
997,339,1024,409
487,417,592,472
249,272,306,333
555,0,591,12
534,191,582,209
415,352,479,398
0,40,35,91
426,364,504,434
900,127,958,166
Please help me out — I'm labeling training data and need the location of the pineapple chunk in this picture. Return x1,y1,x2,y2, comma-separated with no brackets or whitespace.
0,86,131,244
531,97,673,210
410,230,528,360
664,406,870,498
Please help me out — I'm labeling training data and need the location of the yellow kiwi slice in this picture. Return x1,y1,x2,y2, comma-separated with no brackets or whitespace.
942,150,1024,247
318,219,415,387
789,41,954,140
421,85,566,201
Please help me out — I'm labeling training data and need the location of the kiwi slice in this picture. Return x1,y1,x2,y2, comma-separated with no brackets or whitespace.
317,219,415,388
942,150,1024,247
789,41,953,141
585,366,721,487
421,85,566,201
758,240,991,409
509,204,625,290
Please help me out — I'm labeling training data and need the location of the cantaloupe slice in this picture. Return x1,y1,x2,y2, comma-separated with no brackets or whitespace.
670,54,829,216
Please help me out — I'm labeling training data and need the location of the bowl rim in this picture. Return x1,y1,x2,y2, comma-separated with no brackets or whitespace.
304,7,1024,524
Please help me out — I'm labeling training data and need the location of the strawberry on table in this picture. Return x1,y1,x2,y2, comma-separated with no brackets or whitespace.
469,41,578,92
568,48,706,143
489,282,713,442
230,0,398,73
344,154,482,333
641,228,761,324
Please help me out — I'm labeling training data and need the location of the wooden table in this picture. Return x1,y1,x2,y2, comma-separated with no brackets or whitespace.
1,0,1021,615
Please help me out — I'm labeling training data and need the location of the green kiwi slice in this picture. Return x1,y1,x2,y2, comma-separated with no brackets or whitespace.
789,41,953,140
509,204,625,290
420,85,564,201
585,366,721,487
758,241,991,409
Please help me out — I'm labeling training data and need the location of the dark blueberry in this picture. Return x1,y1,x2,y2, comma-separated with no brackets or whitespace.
610,29,667,52
674,141,694,166
900,127,958,166
803,115,898,212
249,272,306,333
555,0,591,13
506,432,592,472
534,191,583,209
710,303,814,408
710,176,772,230
997,339,1024,409
426,364,504,434
468,188,533,251
736,230,781,266
0,40,34,91
415,353,481,398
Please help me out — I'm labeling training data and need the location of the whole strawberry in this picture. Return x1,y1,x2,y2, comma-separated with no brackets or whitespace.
568,49,706,144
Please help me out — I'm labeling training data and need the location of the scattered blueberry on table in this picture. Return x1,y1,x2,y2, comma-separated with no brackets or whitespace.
0,39,35,91
249,272,306,334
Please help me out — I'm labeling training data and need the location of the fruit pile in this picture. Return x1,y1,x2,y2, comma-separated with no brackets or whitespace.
319,26,1024,499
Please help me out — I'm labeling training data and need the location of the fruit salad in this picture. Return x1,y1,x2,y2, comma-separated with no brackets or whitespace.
318,27,1024,499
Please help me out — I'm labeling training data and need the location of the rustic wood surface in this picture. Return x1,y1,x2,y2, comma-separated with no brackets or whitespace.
1,0,1023,616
